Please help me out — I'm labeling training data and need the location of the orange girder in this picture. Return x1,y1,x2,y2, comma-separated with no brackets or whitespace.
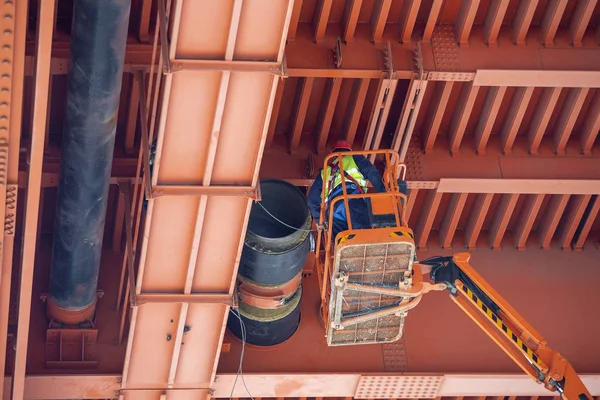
119,0,293,397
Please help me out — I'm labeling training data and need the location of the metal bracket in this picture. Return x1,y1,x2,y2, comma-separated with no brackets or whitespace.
333,37,343,69
413,40,424,79
306,153,315,179
157,0,172,74
383,41,394,79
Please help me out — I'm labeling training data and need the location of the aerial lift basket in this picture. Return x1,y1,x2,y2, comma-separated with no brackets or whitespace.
315,150,418,346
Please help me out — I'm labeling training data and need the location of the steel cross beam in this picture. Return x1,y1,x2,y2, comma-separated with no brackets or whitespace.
120,1,294,397
5,373,600,399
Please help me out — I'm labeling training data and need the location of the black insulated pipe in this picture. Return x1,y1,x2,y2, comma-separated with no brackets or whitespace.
229,180,311,346
239,180,312,285
48,0,131,323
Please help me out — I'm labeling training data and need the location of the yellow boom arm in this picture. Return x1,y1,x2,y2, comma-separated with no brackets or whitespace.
419,253,592,400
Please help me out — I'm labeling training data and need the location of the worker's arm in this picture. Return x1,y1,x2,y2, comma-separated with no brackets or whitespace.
420,253,592,400
307,172,323,222
353,155,386,192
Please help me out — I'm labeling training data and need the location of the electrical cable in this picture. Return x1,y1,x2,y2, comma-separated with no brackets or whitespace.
256,201,315,233
229,308,255,400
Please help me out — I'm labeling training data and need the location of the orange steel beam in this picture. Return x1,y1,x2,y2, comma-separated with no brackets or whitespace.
289,77,314,153
364,79,398,160
113,186,126,251
422,0,443,42
415,189,442,249
512,0,539,45
540,0,569,47
405,188,419,221
341,0,363,42
568,0,598,47
539,194,571,249
0,0,27,396
393,78,428,161
125,72,140,154
398,0,422,43
448,83,479,155
560,194,592,251
423,81,454,153
473,71,600,88
527,87,561,155
371,0,393,42
288,0,303,40
315,78,342,153
465,193,493,249
514,194,545,250
135,293,234,306
151,185,259,199
120,1,293,396
483,0,509,46
500,86,534,155
12,0,56,398
266,78,285,148
474,86,506,155
313,0,333,42
489,194,519,250
342,78,370,147
574,196,600,251
455,0,480,47
437,179,600,195
214,374,600,398
3,373,600,399
440,192,468,249
553,88,589,155
580,90,600,155
138,0,153,43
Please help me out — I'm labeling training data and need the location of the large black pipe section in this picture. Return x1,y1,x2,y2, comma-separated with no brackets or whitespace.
228,180,311,346
48,0,131,325
239,180,311,285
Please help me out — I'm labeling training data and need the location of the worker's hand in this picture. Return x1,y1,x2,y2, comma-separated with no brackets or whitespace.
316,223,327,231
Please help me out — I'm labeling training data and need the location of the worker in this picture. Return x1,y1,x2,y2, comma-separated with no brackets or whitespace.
308,140,387,238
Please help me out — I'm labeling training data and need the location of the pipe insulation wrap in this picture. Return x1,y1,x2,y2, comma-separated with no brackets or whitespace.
49,0,132,312
229,180,311,346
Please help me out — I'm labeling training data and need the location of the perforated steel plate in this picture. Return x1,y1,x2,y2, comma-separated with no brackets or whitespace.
354,375,443,399
327,239,416,346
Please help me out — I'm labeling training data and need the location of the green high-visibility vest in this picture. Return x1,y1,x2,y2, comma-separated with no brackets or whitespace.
321,155,368,200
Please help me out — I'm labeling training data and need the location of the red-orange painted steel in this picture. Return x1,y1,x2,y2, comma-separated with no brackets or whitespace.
440,192,468,249
568,0,598,47
342,78,370,147
539,194,571,250
12,0,55,398
448,83,479,155
474,86,507,156
489,193,519,250
415,189,442,249
341,0,363,42
465,193,494,249
500,87,534,155
483,0,509,46
512,0,539,45
527,87,562,156
455,0,480,47
423,81,454,153
560,194,592,251
554,88,589,155
398,0,422,43
316,78,342,153
370,0,392,42
289,77,314,152
540,0,569,47
514,194,545,251
120,1,292,397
